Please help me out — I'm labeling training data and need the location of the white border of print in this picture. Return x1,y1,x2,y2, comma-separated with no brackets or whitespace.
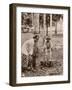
16,7,68,83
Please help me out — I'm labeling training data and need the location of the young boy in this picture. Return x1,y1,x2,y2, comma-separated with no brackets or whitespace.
43,36,52,62
32,35,39,70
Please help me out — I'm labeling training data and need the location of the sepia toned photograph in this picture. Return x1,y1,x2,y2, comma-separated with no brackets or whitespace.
10,3,70,86
21,13,63,77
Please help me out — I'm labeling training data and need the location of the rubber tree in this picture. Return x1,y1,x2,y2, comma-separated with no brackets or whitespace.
33,13,39,34
46,14,50,36
52,14,62,35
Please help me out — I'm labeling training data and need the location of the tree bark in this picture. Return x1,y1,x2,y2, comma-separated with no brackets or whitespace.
43,14,46,36
55,21,57,35
33,13,39,33
50,14,52,38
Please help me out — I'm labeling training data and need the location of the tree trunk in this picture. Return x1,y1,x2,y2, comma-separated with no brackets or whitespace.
43,14,46,36
33,13,39,34
55,21,57,35
50,14,52,38
50,14,52,61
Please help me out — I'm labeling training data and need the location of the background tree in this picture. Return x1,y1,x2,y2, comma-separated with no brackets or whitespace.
33,13,39,34
46,14,50,36
52,14,63,35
